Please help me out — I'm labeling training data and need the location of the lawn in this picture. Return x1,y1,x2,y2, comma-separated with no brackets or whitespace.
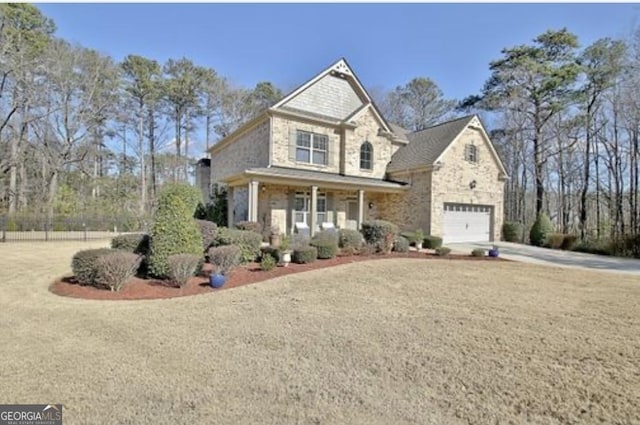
0,241,639,424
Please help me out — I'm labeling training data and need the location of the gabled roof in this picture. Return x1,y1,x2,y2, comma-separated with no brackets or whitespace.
272,58,393,133
387,116,475,173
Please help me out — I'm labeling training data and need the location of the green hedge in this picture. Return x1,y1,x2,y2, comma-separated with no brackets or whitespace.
423,235,443,249
502,222,523,242
148,183,204,278
471,248,485,257
293,246,318,264
435,247,451,256
110,233,150,255
213,227,262,263
361,220,399,253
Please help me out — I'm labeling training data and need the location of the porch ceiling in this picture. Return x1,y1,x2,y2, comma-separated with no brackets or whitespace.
228,166,408,193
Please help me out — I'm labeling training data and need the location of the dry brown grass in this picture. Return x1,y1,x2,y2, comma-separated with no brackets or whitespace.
0,241,639,424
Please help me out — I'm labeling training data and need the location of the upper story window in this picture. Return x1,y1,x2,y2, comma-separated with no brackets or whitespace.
465,144,478,163
296,130,328,166
360,141,373,170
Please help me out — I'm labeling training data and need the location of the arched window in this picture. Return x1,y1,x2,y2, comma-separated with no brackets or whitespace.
360,142,373,170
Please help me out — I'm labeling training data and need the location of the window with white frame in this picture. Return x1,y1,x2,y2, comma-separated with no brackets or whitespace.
360,141,373,170
296,130,328,165
294,192,327,226
465,144,478,163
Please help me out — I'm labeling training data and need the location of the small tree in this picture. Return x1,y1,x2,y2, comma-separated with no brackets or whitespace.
148,183,203,278
529,213,553,247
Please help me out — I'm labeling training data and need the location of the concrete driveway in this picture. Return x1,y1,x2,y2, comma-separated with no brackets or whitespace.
449,241,640,276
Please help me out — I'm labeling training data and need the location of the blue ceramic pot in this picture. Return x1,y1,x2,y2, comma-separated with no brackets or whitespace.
209,273,227,288
488,248,499,258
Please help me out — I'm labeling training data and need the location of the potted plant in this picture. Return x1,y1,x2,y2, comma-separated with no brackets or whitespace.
280,234,291,267
269,224,281,248
413,228,424,250
488,245,500,258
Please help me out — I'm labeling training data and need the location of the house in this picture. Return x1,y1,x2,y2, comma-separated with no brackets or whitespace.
203,58,508,243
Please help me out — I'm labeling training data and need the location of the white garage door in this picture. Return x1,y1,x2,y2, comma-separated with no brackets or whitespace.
442,203,492,243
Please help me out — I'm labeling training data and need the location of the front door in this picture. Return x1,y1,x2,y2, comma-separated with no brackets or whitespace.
346,200,359,230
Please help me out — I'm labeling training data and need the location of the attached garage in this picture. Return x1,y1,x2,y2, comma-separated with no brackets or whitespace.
442,203,492,243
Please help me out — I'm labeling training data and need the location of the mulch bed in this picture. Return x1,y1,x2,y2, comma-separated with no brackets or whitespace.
49,251,507,301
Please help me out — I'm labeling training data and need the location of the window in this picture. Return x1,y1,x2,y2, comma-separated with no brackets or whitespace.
293,192,327,227
465,144,478,162
360,142,373,170
296,131,328,165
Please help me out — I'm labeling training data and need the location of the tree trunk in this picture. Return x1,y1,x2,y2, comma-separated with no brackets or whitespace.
148,109,157,201
138,114,146,214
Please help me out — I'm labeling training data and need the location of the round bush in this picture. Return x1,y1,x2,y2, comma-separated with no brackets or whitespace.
110,233,150,255
148,183,204,278
435,247,451,256
95,251,142,291
235,221,262,234
213,227,262,263
195,219,218,251
208,245,241,274
471,248,485,257
292,246,318,264
338,229,363,249
502,222,523,243
71,248,118,286
361,220,399,254
311,230,339,259
529,213,553,247
423,235,443,249
393,236,410,252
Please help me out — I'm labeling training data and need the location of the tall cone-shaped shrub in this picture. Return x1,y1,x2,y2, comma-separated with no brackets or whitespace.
148,183,203,278
529,213,553,247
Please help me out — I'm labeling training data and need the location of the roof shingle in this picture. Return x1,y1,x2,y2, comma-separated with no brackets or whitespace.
386,115,475,173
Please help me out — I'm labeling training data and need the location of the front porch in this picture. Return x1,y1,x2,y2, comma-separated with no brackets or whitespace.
225,167,407,235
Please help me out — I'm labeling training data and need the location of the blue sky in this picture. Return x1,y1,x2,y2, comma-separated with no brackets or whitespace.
36,3,639,103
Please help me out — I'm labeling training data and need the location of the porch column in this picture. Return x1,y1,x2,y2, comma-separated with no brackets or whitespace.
227,186,234,227
310,185,318,235
248,180,259,222
358,189,365,229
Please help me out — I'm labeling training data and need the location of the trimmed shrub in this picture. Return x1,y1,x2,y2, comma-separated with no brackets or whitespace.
148,183,203,278
95,252,141,292
545,233,565,250
260,246,281,263
412,228,425,244
529,213,553,247
167,254,201,288
213,227,262,263
110,233,150,276
361,220,399,254
235,221,262,234
195,219,218,251
291,233,311,249
624,234,640,258
573,239,612,256
340,246,357,256
423,235,443,249
208,245,241,274
310,230,339,259
393,236,410,252
359,243,377,256
260,253,277,271
71,248,116,286
471,248,485,257
561,234,579,251
338,229,363,250
292,246,318,264
111,233,150,255
502,222,523,243
435,247,452,256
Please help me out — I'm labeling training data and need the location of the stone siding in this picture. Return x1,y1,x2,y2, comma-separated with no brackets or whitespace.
343,108,398,179
430,127,504,240
378,171,432,233
210,118,270,184
271,116,341,173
